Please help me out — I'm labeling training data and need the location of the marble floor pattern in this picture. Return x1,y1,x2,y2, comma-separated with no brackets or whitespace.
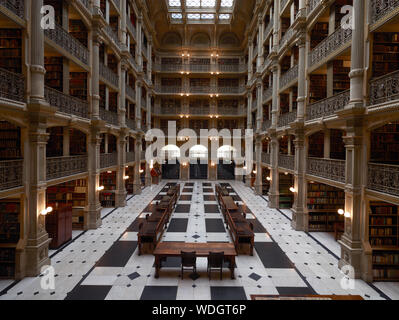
0,180,398,300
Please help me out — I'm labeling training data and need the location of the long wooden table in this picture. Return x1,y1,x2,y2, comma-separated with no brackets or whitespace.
153,242,237,279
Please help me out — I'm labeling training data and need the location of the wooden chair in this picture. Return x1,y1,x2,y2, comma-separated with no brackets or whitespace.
181,251,197,279
207,252,224,280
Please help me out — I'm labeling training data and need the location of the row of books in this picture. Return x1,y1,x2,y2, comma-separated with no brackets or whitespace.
370,228,396,236
370,238,396,246
370,217,396,225
372,269,399,280
373,253,399,265
307,198,345,205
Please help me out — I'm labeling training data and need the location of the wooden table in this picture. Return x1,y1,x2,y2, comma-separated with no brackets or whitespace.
153,242,237,279
221,196,238,211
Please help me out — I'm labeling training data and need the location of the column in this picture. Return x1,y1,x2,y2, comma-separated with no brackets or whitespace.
145,94,152,187
86,127,102,229
133,138,142,194
25,0,53,277
256,81,263,132
248,36,253,79
337,0,366,279
254,137,263,194
147,37,153,81
135,81,142,130
119,61,127,127
115,130,128,207
91,29,101,119
247,92,252,129
257,15,264,71
136,14,143,69
121,0,127,48
268,133,279,208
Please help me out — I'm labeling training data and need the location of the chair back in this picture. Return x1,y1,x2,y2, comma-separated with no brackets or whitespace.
209,252,224,268
181,251,196,266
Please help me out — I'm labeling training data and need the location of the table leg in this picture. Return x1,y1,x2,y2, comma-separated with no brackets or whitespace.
229,257,235,279
155,255,160,278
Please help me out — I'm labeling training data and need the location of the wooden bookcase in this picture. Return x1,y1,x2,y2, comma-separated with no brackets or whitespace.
279,173,293,209
70,72,87,101
0,29,22,74
369,201,399,281
45,205,72,249
69,20,88,47
308,131,324,158
310,22,328,49
309,74,327,104
45,56,63,91
0,121,21,160
333,59,350,95
307,182,345,232
372,32,399,78
330,129,346,160
100,172,116,207
262,167,270,195
370,122,399,165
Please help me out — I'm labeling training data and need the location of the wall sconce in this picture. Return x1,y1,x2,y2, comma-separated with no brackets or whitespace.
266,177,271,181
150,160,154,169
185,115,189,118
180,114,184,118
181,71,184,74
344,211,351,218
186,94,189,97
338,209,344,215
187,54,190,57
186,72,190,75
180,93,184,97
243,166,247,170
182,53,185,57
284,172,288,175
215,115,219,118
40,207,53,216
97,186,105,191
216,72,220,75
289,187,296,193
123,176,129,180
182,162,188,167
139,169,144,173
211,162,215,167
253,170,257,174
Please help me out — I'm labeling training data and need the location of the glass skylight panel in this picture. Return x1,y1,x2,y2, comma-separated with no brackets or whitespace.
221,0,233,7
169,0,181,7
219,14,230,20
171,13,183,19
201,13,214,19
187,13,201,19
201,0,216,7
186,0,200,7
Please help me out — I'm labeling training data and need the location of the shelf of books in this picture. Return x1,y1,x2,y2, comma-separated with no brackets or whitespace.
309,74,327,104
0,121,21,160
308,131,324,158
310,22,328,50
372,32,399,78
369,201,399,281
279,173,293,209
44,56,63,91
0,198,20,279
46,179,87,230
100,171,116,208
370,122,399,165
332,59,350,95
0,29,22,74
262,167,270,196
70,72,87,101
307,182,345,232
125,166,134,194
69,20,88,47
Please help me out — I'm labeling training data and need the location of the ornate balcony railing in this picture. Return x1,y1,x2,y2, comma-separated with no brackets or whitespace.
371,0,399,24
153,105,182,114
100,62,119,88
189,106,210,115
278,111,296,127
279,154,295,170
307,157,346,183
218,86,243,94
279,27,295,50
262,152,271,165
306,89,350,121
281,0,290,11
154,63,183,72
369,70,399,105
46,156,88,181
264,21,273,38
126,151,134,163
100,153,117,169
0,67,25,102
78,0,89,9
307,0,322,15
111,0,120,10
189,64,211,72
100,108,119,126
218,64,247,73
45,24,89,65
126,85,135,100
0,0,24,18
262,120,272,131
45,86,89,118
155,86,182,94
127,19,136,38
190,86,211,94
218,106,241,115
308,27,352,67
126,118,136,130
104,24,120,46
280,65,298,89
263,87,273,102
0,160,23,191
368,163,399,197
253,46,258,57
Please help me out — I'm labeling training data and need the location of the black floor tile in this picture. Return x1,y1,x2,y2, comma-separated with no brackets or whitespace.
203,195,216,202
204,204,220,214
205,219,226,233
153,256,181,268
167,218,189,232
203,183,212,187
182,188,193,193
276,286,316,296
255,242,294,269
126,218,145,232
179,195,192,201
251,219,267,233
140,286,178,300
185,183,194,187
210,286,247,300
203,188,214,193
96,241,138,267
175,204,191,213
65,285,112,300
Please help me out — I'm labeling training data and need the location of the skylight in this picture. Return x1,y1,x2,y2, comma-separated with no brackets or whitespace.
167,0,235,24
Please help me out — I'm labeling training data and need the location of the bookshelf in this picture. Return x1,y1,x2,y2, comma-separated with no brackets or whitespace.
69,129,87,156
369,201,399,281
46,179,87,230
309,74,327,104
279,173,293,209
45,205,72,249
46,127,63,158
0,29,22,74
262,167,270,195
370,122,399,165
372,32,399,78
333,60,350,95
330,129,346,160
100,171,116,207
0,121,21,160
45,57,63,91
70,72,87,101
125,166,134,194
280,94,289,114
69,20,88,47
310,22,328,49
307,182,345,232
308,131,324,158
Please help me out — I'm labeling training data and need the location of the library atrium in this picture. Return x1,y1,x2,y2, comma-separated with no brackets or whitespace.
0,0,398,301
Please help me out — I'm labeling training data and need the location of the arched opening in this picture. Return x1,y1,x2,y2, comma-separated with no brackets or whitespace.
217,146,236,180
189,145,208,179
161,145,180,179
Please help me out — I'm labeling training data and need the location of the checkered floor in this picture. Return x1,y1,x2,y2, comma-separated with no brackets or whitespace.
0,180,398,300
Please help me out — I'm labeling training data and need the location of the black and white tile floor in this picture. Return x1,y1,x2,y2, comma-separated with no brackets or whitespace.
1,181,398,300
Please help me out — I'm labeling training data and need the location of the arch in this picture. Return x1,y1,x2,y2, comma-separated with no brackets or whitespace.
190,32,211,48
217,145,237,159
218,32,240,48
0,116,27,129
161,144,181,158
189,145,208,158
161,32,182,47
